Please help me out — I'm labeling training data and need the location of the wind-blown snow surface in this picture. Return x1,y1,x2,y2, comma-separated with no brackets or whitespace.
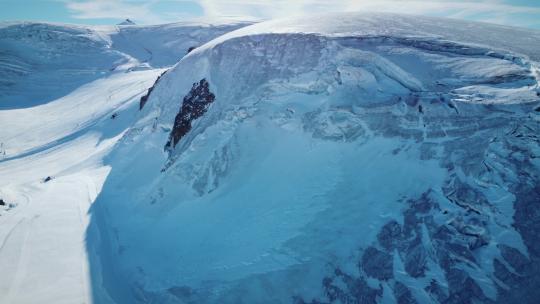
1,12,540,304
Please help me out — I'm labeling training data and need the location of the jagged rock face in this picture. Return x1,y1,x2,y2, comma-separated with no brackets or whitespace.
292,114,540,304
139,70,167,110
165,79,215,150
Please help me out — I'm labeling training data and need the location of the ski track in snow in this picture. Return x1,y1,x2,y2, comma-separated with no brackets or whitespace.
0,172,110,304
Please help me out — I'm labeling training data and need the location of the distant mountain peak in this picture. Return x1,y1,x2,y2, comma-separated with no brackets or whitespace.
118,19,136,26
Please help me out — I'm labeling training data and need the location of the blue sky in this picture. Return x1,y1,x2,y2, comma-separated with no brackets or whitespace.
1,0,539,29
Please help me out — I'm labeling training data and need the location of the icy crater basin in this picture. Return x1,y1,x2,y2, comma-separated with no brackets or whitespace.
89,13,540,304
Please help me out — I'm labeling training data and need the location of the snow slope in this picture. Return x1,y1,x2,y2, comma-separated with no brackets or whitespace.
86,12,540,304
0,67,161,304
0,20,251,304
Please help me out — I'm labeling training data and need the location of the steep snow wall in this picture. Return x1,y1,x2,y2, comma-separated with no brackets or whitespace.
88,13,540,304
0,18,259,304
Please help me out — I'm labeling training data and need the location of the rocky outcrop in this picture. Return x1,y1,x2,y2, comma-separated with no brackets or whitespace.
294,268,382,304
118,19,136,26
361,247,393,280
139,70,167,110
293,112,540,304
165,79,215,151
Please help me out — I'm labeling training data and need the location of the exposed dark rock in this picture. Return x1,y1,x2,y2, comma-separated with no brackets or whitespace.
43,176,53,183
443,178,487,214
118,19,136,26
322,268,382,304
513,184,540,257
403,238,428,278
394,282,416,304
294,267,382,303
139,70,167,110
361,246,393,280
297,115,539,303
494,176,540,304
165,79,215,151
446,243,477,264
498,244,528,274
447,101,459,114
448,217,489,250
467,234,489,251
444,268,488,304
111,113,118,119
291,296,327,304
187,46,197,54
409,192,434,214
378,220,402,251
0,199,5,206
401,192,438,238
425,280,448,303
493,258,518,287
402,208,421,237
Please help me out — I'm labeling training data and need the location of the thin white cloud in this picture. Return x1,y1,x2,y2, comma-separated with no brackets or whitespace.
64,0,155,23
61,0,540,28
63,0,196,24
196,0,540,27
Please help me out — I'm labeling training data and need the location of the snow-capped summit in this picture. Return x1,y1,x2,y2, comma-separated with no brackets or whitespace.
118,18,136,26
86,12,540,304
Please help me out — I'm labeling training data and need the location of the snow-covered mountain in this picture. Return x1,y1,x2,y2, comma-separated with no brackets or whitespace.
0,20,251,157
0,19,251,304
0,20,251,109
118,19,136,26
1,12,540,304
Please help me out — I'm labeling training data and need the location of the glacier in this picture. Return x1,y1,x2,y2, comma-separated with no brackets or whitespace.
1,12,540,304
